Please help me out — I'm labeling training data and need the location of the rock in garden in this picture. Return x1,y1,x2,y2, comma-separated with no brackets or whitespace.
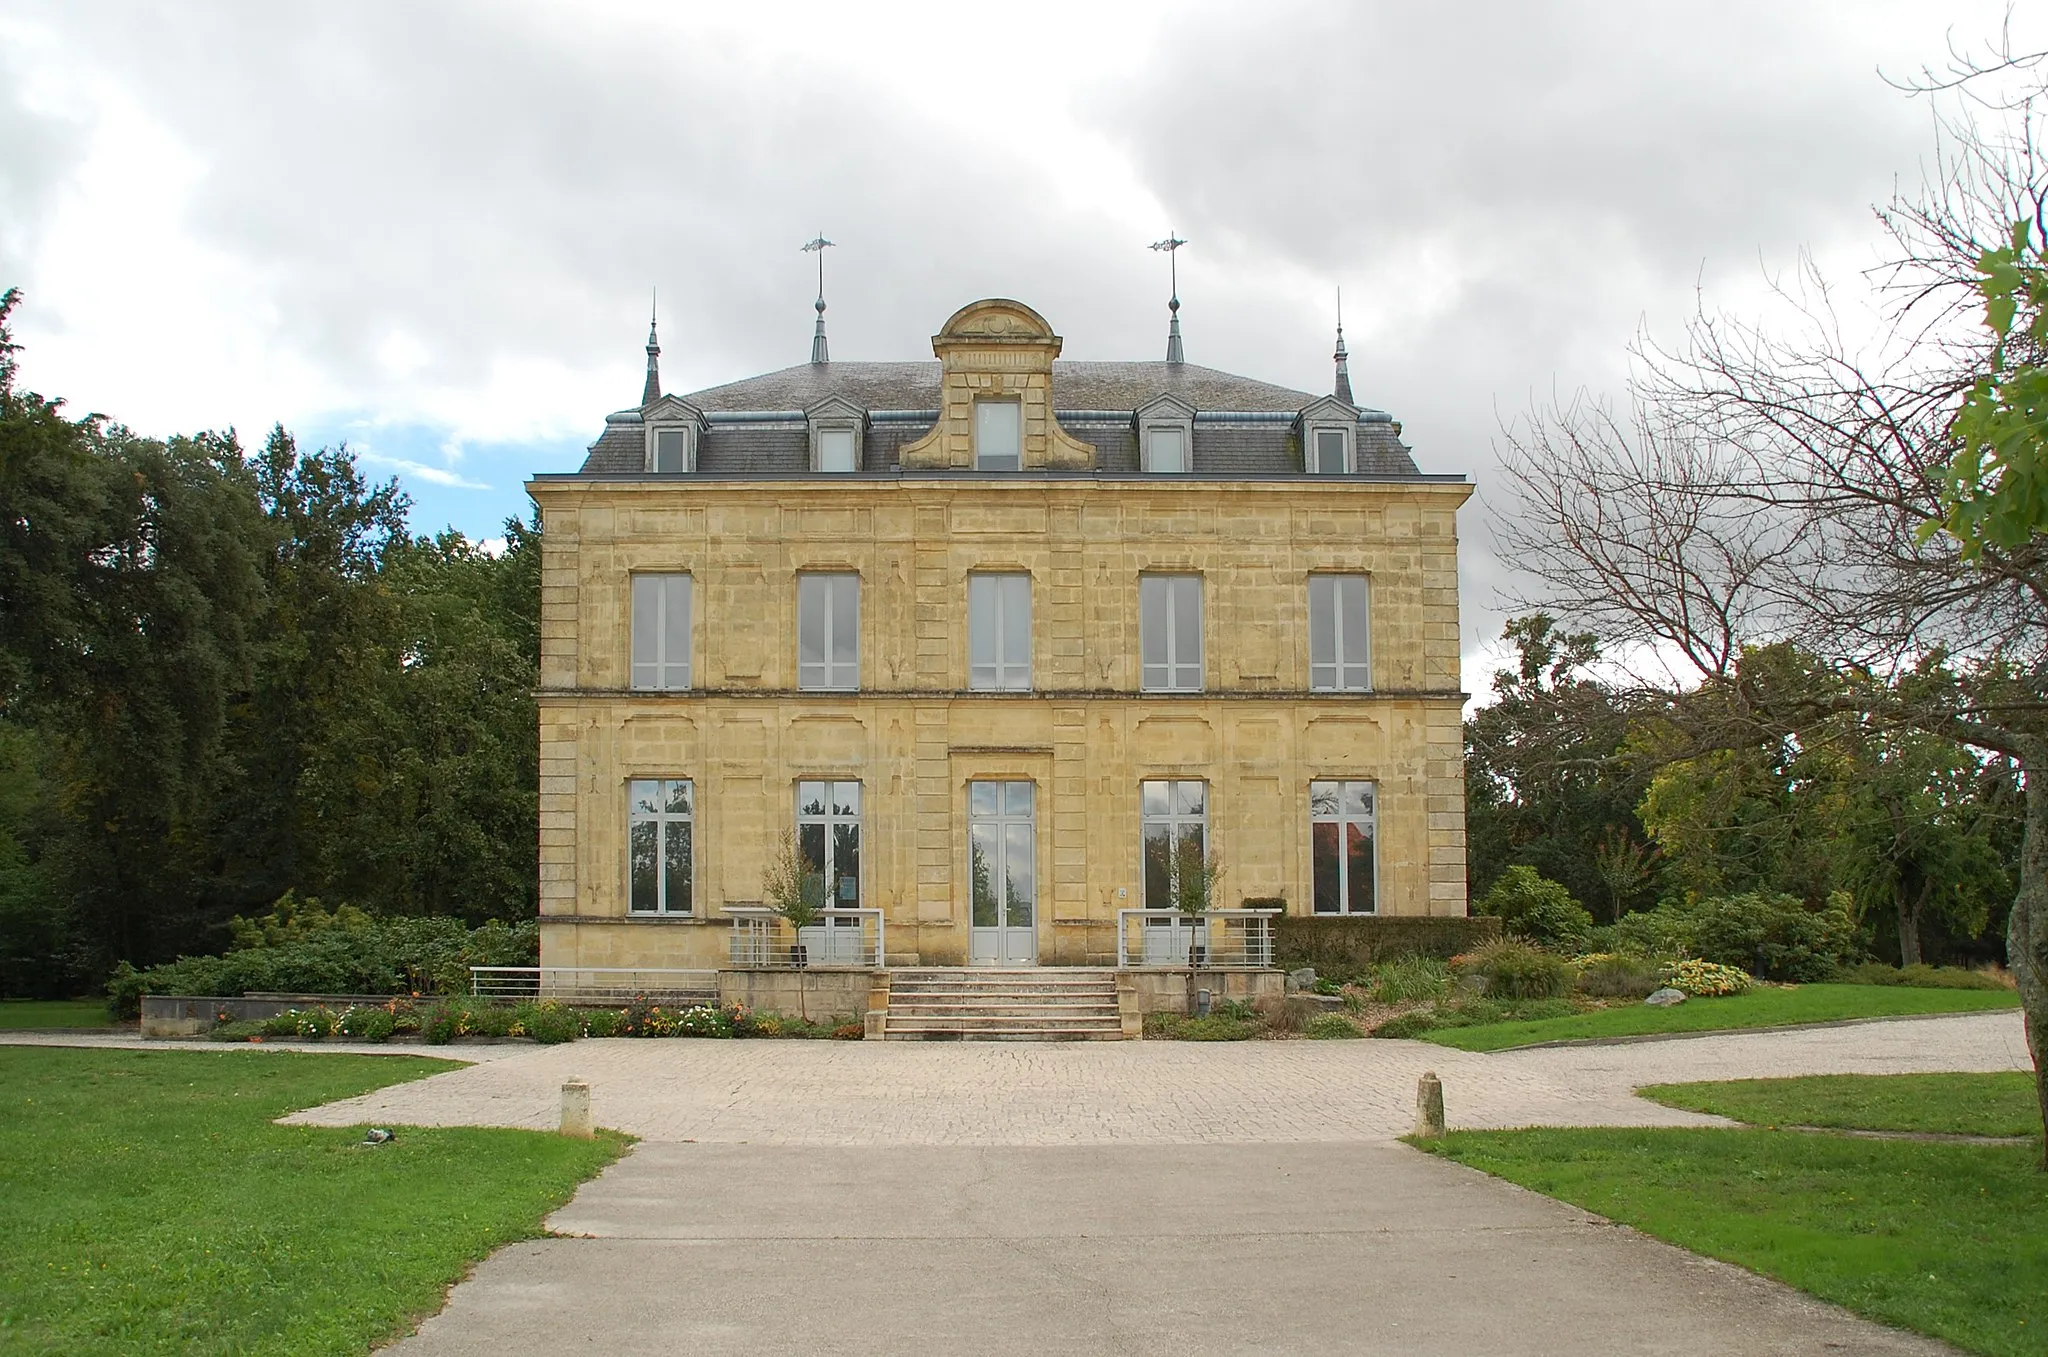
1286,967,1317,993
1644,987,1686,1007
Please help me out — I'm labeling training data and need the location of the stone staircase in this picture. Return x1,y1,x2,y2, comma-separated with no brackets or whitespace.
879,968,1129,1041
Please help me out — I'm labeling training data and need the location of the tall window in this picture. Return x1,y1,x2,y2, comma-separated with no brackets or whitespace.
968,573,1031,691
631,574,692,690
1311,427,1349,474
1311,780,1376,914
1141,780,1207,911
1144,425,1187,473
628,778,693,914
818,427,856,472
1308,575,1371,692
1139,574,1203,692
975,400,1021,470
798,573,859,691
797,780,861,911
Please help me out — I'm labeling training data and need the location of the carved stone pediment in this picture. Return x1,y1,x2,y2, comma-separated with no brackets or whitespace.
899,299,1096,471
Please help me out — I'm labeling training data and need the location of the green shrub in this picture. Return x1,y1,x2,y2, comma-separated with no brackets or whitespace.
1474,866,1595,948
582,1008,622,1038
517,1001,582,1044
1613,892,1856,981
1663,958,1752,997
1370,1010,1440,1039
1274,914,1503,981
1453,940,1576,999
673,1004,733,1038
207,1020,269,1042
1368,955,1451,1004
1832,962,2011,991
1576,954,1664,999
335,1004,396,1042
105,899,539,1018
1305,1014,1361,1039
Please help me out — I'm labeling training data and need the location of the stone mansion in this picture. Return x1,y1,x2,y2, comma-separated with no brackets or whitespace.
525,295,1470,974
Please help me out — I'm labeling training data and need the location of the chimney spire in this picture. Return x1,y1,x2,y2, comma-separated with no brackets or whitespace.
1150,233,1187,363
642,288,661,406
1333,286,1354,406
802,233,835,364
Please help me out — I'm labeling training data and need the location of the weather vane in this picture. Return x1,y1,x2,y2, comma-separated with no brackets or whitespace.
1150,233,1188,363
802,233,836,364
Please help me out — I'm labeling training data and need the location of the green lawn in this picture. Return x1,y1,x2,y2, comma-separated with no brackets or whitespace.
1418,983,2019,1052
1642,1072,2042,1138
1422,1071,2048,1357
0,1048,625,1355
0,999,115,1029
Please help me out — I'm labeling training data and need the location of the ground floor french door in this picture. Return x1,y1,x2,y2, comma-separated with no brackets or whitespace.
968,781,1037,965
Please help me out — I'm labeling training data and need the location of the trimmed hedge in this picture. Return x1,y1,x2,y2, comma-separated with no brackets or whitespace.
1275,914,1503,981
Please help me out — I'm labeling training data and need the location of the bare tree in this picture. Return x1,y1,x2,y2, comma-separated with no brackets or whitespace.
1495,54,2048,1161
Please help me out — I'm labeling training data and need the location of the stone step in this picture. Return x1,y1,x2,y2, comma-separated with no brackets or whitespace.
888,1003,1120,1020
889,984,1118,999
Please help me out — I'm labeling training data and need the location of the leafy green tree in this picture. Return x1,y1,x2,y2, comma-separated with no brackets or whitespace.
1940,218,2048,557
1465,616,1659,916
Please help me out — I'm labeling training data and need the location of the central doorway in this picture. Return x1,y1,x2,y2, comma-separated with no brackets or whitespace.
968,781,1037,965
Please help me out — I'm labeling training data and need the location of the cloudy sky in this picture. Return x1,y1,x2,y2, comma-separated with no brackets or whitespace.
1,0,2035,684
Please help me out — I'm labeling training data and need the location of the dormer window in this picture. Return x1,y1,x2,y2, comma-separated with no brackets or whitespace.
975,399,1021,471
1135,394,1196,474
806,395,866,473
819,429,856,472
1296,395,1357,476
641,395,705,474
651,426,691,472
1311,426,1349,474
1145,426,1187,473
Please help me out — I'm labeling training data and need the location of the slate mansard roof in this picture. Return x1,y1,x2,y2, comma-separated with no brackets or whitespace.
576,359,1423,479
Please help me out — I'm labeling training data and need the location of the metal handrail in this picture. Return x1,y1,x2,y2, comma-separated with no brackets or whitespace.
726,907,885,969
1115,908,1280,969
469,966,719,1003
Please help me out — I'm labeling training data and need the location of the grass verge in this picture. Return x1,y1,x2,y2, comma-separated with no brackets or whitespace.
0,999,115,1029
1415,983,2018,1052
1641,1072,2041,1138
1422,1126,2048,1356
0,1047,625,1355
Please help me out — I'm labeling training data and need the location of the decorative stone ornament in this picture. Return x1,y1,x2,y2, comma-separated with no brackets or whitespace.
898,299,1096,471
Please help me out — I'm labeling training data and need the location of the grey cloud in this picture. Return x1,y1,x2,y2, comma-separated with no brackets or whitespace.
0,36,84,310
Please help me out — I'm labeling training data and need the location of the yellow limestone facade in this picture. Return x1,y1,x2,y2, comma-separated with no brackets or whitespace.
528,299,1472,970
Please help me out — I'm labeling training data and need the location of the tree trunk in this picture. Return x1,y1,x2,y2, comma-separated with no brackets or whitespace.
1894,880,1923,968
2012,743,2048,1171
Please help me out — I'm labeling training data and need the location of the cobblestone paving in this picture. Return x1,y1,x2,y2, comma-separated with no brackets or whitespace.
281,1010,2029,1144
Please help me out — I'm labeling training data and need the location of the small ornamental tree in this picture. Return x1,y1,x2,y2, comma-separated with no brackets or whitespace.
1171,838,1225,965
761,830,825,1017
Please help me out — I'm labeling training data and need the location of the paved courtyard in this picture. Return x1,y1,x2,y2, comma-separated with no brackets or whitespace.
280,1009,2030,1144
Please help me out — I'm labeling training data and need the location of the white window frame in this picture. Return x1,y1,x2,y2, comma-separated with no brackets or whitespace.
968,572,1032,692
974,399,1023,471
646,422,695,473
1139,574,1203,693
1308,574,1371,692
627,777,694,915
631,573,692,691
1310,780,1377,915
796,780,863,912
1306,423,1351,475
797,572,860,691
1140,779,1208,913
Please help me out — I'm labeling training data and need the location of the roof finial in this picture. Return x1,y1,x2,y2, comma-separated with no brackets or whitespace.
802,233,835,364
1150,233,1187,363
642,287,662,406
1333,285,1353,406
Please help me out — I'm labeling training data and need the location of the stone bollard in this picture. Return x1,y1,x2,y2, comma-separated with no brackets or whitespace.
1414,1071,1446,1140
560,1079,593,1139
